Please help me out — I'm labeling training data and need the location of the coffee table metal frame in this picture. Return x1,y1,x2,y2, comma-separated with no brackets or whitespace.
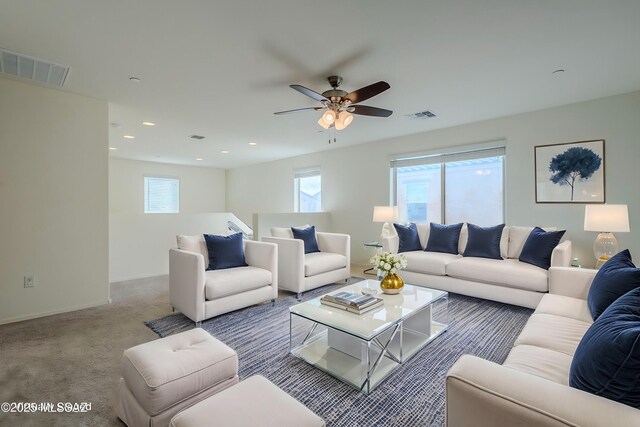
289,282,448,394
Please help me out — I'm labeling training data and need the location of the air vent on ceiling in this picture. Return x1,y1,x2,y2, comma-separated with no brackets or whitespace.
405,110,436,119
189,135,205,140
0,48,69,87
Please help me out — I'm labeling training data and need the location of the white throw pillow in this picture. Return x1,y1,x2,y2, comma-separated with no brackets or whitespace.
271,224,310,239
176,235,208,259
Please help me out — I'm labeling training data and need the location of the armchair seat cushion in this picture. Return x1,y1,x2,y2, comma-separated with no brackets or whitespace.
403,251,461,276
446,258,548,292
205,267,272,300
304,252,347,277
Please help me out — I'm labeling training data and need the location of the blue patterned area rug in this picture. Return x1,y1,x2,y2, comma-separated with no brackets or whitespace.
146,282,533,427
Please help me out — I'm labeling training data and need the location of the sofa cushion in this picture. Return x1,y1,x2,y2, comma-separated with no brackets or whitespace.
425,222,463,254
177,235,208,259
515,313,591,357
570,287,640,408
204,233,248,270
292,225,320,254
462,223,505,260
507,226,557,259
393,223,422,253
304,252,347,277
446,258,549,292
519,227,566,270
587,249,640,321
535,294,593,324
459,225,510,258
205,267,272,300
403,250,461,276
122,329,238,415
504,344,573,385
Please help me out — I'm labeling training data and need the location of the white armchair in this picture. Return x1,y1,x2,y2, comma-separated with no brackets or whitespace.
263,228,350,299
169,236,277,325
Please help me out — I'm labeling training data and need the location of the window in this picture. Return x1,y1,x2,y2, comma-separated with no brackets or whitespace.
144,176,179,213
294,169,321,212
392,146,505,225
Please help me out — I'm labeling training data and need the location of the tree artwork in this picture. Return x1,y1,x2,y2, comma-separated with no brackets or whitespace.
548,147,602,201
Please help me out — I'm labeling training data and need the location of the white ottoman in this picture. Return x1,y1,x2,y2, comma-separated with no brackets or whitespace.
169,375,325,427
116,328,238,427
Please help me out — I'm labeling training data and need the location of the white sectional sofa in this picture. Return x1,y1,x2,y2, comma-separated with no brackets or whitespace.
446,267,640,427
381,224,572,308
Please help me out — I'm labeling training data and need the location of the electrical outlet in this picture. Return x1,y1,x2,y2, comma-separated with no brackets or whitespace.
24,275,35,288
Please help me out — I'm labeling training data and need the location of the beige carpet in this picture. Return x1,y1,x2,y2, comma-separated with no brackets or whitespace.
0,265,372,426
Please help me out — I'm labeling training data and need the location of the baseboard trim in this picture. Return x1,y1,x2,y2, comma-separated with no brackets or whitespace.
109,272,168,283
0,299,108,326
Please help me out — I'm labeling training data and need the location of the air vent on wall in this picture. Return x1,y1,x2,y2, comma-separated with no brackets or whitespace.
0,48,69,87
189,135,205,140
405,110,436,119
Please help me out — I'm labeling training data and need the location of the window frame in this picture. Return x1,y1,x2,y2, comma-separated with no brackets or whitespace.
391,144,506,224
293,168,322,213
143,175,180,214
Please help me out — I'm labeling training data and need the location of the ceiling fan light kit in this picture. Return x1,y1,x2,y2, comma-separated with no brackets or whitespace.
275,75,392,134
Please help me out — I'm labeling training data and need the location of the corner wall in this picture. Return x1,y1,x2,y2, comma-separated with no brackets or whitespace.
109,158,226,282
0,78,109,324
227,91,640,266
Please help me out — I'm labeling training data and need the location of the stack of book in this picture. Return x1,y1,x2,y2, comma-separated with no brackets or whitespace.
320,291,384,314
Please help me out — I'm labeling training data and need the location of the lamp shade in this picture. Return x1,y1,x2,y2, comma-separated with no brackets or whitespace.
584,205,630,232
373,206,399,223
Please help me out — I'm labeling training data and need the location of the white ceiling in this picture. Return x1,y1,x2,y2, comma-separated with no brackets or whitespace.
1,0,639,169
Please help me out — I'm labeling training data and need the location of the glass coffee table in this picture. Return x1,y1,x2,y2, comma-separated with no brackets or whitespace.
289,280,448,394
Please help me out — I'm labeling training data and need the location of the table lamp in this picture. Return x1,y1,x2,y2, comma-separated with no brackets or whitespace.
373,206,399,238
584,204,630,267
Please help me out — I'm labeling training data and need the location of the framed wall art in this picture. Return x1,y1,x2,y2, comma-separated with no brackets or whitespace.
534,139,605,203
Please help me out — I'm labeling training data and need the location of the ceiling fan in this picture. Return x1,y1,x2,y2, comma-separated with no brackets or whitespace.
274,76,392,130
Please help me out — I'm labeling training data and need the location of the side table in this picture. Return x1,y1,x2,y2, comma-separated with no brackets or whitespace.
363,242,382,275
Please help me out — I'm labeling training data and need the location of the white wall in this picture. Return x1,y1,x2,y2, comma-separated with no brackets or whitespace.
109,158,226,281
0,78,109,325
227,91,640,267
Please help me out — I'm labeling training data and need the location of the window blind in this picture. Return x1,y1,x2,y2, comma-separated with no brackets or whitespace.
390,146,506,168
144,176,179,213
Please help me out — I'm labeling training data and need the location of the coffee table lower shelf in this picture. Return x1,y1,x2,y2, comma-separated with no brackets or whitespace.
290,315,447,394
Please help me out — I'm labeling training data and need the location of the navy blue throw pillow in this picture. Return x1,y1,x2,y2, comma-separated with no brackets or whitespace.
203,232,248,270
587,249,640,320
518,227,565,270
463,223,505,260
425,223,463,255
393,223,422,253
570,287,640,408
291,225,320,254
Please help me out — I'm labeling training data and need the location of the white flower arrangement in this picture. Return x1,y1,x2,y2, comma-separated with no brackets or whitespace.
369,251,407,275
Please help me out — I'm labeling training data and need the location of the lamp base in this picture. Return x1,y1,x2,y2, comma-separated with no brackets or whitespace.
381,222,395,238
593,232,618,267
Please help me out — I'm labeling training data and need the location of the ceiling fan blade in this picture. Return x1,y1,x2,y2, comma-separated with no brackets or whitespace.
351,105,393,117
290,84,328,102
345,81,390,104
274,106,323,115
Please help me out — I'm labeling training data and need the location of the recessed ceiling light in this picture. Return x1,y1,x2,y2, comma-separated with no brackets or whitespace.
129,77,141,82
195,157,203,161
142,121,156,126
123,135,135,139
248,142,257,146
109,147,117,150
221,150,229,154
552,69,565,74
153,155,161,158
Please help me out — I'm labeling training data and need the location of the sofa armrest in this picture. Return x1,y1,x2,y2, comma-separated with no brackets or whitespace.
548,266,597,299
169,249,206,323
262,237,305,293
550,240,572,267
381,235,399,254
446,355,640,427
244,240,278,299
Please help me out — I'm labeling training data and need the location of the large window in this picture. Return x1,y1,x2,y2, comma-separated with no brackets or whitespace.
144,176,179,214
392,146,505,225
294,169,321,212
